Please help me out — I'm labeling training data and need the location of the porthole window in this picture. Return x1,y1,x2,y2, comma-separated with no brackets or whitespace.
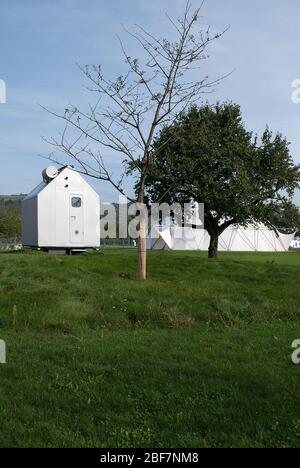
71,197,82,208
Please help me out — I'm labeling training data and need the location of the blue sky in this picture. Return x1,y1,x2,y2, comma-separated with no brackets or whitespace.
0,0,300,204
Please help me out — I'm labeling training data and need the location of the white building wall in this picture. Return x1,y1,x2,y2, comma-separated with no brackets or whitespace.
38,180,56,247
22,167,100,249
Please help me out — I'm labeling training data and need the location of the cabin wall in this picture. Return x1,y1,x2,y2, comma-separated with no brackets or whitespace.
22,197,38,246
37,168,100,248
38,180,56,247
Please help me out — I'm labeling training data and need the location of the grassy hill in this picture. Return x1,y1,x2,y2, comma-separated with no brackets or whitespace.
0,249,299,447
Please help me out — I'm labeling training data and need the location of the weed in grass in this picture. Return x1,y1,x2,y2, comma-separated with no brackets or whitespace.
163,308,197,328
12,304,17,330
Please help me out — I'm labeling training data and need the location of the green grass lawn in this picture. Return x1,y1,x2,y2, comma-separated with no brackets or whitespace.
0,249,300,447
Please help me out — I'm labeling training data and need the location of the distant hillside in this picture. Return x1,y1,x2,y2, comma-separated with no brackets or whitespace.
0,195,26,214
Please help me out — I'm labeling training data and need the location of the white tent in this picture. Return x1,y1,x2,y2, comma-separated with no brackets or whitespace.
148,224,294,252
22,166,100,253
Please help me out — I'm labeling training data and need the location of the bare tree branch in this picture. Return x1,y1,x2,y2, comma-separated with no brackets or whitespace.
41,1,228,278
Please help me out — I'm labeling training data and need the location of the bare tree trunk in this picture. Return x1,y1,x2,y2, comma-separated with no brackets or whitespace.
208,233,219,259
137,187,147,280
137,229,147,280
43,4,226,279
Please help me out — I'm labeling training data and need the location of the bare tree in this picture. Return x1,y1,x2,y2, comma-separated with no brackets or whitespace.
43,1,227,279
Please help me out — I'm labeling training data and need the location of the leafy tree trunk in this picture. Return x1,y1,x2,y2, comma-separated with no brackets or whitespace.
208,232,219,259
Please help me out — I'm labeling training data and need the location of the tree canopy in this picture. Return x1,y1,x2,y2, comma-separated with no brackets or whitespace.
0,207,21,239
144,103,300,257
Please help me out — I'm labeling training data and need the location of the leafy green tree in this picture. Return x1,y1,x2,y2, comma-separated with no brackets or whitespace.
145,103,300,257
0,207,21,239
268,202,300,235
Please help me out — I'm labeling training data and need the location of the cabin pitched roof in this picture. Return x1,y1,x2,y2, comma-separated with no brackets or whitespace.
23,166,99,201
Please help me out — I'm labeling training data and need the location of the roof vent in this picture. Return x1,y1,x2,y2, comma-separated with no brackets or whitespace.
42,166,58,183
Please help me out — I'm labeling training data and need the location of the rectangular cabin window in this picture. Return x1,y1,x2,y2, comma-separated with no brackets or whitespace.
71,197,82,208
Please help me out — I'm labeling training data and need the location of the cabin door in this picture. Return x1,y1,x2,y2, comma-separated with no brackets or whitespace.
69,195,84,244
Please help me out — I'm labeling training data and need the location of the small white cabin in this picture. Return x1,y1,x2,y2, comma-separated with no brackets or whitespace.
22,166,100,252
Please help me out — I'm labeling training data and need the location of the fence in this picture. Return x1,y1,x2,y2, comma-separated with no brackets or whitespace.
0,238,136,251
0,238,22,251
100,238,136,248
